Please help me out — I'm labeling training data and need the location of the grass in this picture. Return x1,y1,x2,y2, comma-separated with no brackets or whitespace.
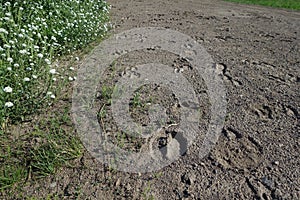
224,0,300,10
132,92,142,108
0,0,110,196
0,0,110,125
0,104,83,193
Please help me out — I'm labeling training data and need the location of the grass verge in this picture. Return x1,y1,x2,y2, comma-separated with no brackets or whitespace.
0,0,109,125
224,0,300,10
0,0,110,197
0,103,83,193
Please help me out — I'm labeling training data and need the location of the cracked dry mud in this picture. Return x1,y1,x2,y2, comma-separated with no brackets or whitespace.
8,0,299,199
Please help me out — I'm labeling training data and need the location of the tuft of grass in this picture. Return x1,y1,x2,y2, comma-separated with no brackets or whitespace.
132,92,142,108
0,105,83,192
224,0,300,10
142,182,155,200
101,85,114,104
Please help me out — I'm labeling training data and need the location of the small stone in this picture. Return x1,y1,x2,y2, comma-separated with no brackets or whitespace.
115,178,121,186
242,59,250,64
192,163,198,168
50,182,57,188
182,65,190,71
126,183,131,190
286,108,295,117
181,172,194,185
131,67,137,71
261,177,274,188
215,63,225,74
274,161,279,165
114,50,122,55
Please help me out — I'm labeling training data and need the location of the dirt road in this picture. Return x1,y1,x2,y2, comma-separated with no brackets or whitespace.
15,0,300,199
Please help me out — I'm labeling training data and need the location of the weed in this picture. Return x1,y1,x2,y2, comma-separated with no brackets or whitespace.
142,182,155,200
101,85,113,104
0,106,83,192
132,92,142,108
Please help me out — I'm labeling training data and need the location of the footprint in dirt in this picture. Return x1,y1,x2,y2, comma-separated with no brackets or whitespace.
212,127,263,170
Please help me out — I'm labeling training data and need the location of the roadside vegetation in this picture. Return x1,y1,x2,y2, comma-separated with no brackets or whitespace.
225,0,300,10
0,0,110,195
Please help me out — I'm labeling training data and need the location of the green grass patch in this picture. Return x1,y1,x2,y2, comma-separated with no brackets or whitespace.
0,0,110,126
0,104,83,193
224,0,300,10
0,0,111,196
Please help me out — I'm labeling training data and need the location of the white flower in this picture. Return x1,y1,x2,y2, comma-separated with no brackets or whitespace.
49,69,56,74
50,94,56,99
14,63,19,67
32,75,37,79
46,91,52,95
20,49,27,54
45,59,51,65
69,67,75,70
68,77,74,81
73,76,77,80
0,28,8,34
37,53,43,58
75,57,79,61
4,86,13,93
52,78,57,81
7,67,12,71
23,77,30,82
5,102,14,108
4,44,11,49
7,58,13,63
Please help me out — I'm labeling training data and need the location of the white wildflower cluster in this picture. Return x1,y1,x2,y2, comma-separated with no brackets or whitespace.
0,0,109,121
3,86,13,93
46,91,56,99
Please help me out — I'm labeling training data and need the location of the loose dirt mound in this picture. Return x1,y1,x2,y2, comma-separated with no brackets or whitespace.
8,0,299,199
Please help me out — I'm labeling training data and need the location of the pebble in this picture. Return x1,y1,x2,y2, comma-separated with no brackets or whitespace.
115,178,121,186
50,182,57,188
181,172,195,185
261,177,274,188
